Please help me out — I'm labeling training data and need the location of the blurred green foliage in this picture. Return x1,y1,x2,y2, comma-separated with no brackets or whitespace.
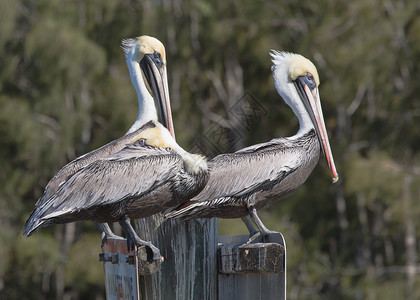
1,0,420,299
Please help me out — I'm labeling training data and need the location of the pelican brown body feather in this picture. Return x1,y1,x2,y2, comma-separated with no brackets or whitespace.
24,122,156,235
24,121,208,236
166,130,319,219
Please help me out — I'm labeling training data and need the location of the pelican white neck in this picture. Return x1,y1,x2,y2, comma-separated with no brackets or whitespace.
124,42,158,134
271,53,314,138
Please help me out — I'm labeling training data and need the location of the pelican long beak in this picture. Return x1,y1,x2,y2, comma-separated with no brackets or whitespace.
294,78,339,183
140,54,175,138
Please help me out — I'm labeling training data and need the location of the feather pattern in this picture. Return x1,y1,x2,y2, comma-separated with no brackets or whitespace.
121,38,138,56
166,129,319,219
24,121,156,234
24,121,208,236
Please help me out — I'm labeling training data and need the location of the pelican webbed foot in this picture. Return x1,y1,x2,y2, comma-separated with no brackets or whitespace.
246,229,279,243
241,216,262,243
247,206,278,243
247,232,262,243
119,216,161,261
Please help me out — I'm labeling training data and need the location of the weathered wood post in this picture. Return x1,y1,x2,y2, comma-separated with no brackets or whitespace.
101,223,286,299
135,216,218,299
218,233,286,300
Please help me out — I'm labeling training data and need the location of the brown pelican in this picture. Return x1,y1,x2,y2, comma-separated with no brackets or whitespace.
166,51,339,239
23,36,207,259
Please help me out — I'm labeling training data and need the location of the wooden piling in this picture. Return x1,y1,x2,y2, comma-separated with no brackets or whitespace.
103,223,286,300
135,215,218,300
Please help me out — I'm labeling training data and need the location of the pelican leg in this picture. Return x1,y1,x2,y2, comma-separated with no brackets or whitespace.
119,216,161,261
241,216,259,238
248,206,277,242
97,223,122,246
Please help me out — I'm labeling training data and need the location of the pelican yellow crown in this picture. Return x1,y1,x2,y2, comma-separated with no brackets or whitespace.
122,35,167,64
288,53,320,86
137,35,167,63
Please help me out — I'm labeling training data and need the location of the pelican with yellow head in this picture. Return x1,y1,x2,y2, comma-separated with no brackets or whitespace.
24,36,208,260
166,52,339,241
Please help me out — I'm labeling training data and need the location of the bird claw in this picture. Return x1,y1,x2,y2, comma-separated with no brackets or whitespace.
126,237,161,262
119,216,162,261
247,230,278,244
146,245,162,261
247,232,262,243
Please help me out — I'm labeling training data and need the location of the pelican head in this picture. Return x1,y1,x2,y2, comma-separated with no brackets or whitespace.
122,36,175,137
271,51,339,183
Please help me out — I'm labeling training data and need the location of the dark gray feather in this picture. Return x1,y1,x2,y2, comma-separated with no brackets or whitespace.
166,130,319,219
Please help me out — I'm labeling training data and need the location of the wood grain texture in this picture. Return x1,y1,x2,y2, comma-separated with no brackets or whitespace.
218,234,286,300
135,215,218,300
218,242,284,274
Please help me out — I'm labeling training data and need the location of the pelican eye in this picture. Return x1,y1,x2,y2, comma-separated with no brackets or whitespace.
307,73,314,81
152,51,164,68
153,51,161,59
133,138,147,146
302,72,316,89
